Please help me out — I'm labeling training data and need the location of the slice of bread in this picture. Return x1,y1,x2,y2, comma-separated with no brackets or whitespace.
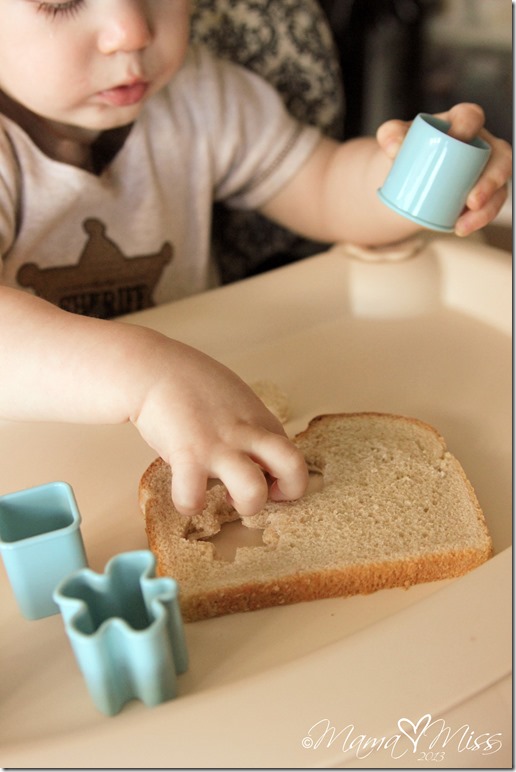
139,413,493,622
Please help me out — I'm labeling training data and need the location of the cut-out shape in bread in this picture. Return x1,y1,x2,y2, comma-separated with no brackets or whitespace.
139,413,493,622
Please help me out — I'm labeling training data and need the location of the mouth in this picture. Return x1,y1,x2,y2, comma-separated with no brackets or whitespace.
96,80,149,107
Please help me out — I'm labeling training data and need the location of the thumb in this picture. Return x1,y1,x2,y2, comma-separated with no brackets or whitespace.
376,118,411,160
438,103,485,142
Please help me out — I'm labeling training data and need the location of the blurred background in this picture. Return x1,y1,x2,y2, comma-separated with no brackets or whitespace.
319,0,511,143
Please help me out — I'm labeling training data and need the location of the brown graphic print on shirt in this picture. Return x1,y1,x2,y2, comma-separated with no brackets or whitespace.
17,218,173,318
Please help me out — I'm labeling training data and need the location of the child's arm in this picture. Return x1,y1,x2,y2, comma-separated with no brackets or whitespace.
0,286,308,516
260,103,512,245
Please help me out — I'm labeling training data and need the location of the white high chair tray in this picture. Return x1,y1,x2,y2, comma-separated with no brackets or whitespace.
0,237,511,768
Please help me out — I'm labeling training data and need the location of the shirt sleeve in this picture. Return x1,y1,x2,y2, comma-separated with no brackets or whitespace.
175,46,322,210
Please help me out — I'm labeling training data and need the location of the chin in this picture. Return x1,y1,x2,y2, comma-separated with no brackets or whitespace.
58,102,144,134
84,108,143,131
95,114,140,131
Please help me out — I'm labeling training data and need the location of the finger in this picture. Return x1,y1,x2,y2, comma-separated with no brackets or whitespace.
213,451,269,517
245,432,309,501
170,460,208,516
376,119,411,159
377,104,487,158
455,185,509,237
466,133,512,210
434,102,485,142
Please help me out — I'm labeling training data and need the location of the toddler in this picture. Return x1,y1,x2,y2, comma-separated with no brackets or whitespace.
0,0,511,517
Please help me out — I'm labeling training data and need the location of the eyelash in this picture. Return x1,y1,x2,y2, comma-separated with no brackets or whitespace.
36,0,85,20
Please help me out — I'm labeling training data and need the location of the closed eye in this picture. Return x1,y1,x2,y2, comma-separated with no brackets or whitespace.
36,0,85,21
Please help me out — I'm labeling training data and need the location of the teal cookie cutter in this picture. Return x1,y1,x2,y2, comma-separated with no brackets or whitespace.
53,550,188,716
0,482,88,620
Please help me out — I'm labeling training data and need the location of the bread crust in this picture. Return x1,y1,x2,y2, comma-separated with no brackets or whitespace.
139,413,493,622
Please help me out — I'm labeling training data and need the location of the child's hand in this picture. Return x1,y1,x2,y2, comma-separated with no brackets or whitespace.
130,332,308,517
376,103,512,237
0,288,307,518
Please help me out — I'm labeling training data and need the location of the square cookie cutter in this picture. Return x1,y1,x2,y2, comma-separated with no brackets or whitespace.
53,550,189,716
0,481,88,620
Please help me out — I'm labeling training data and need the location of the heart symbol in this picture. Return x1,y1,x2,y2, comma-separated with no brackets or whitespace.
398,714,432,752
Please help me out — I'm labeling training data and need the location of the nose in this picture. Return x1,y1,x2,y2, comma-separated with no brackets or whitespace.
97,1,152,55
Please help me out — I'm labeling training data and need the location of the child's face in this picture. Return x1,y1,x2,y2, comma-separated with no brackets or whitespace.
0,0,191,133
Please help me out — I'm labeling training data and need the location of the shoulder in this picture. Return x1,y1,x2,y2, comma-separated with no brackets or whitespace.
160,44,284,111
176,44,248,84
147,44,287,141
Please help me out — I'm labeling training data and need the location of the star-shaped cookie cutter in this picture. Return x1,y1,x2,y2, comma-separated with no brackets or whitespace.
53,550,188,716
